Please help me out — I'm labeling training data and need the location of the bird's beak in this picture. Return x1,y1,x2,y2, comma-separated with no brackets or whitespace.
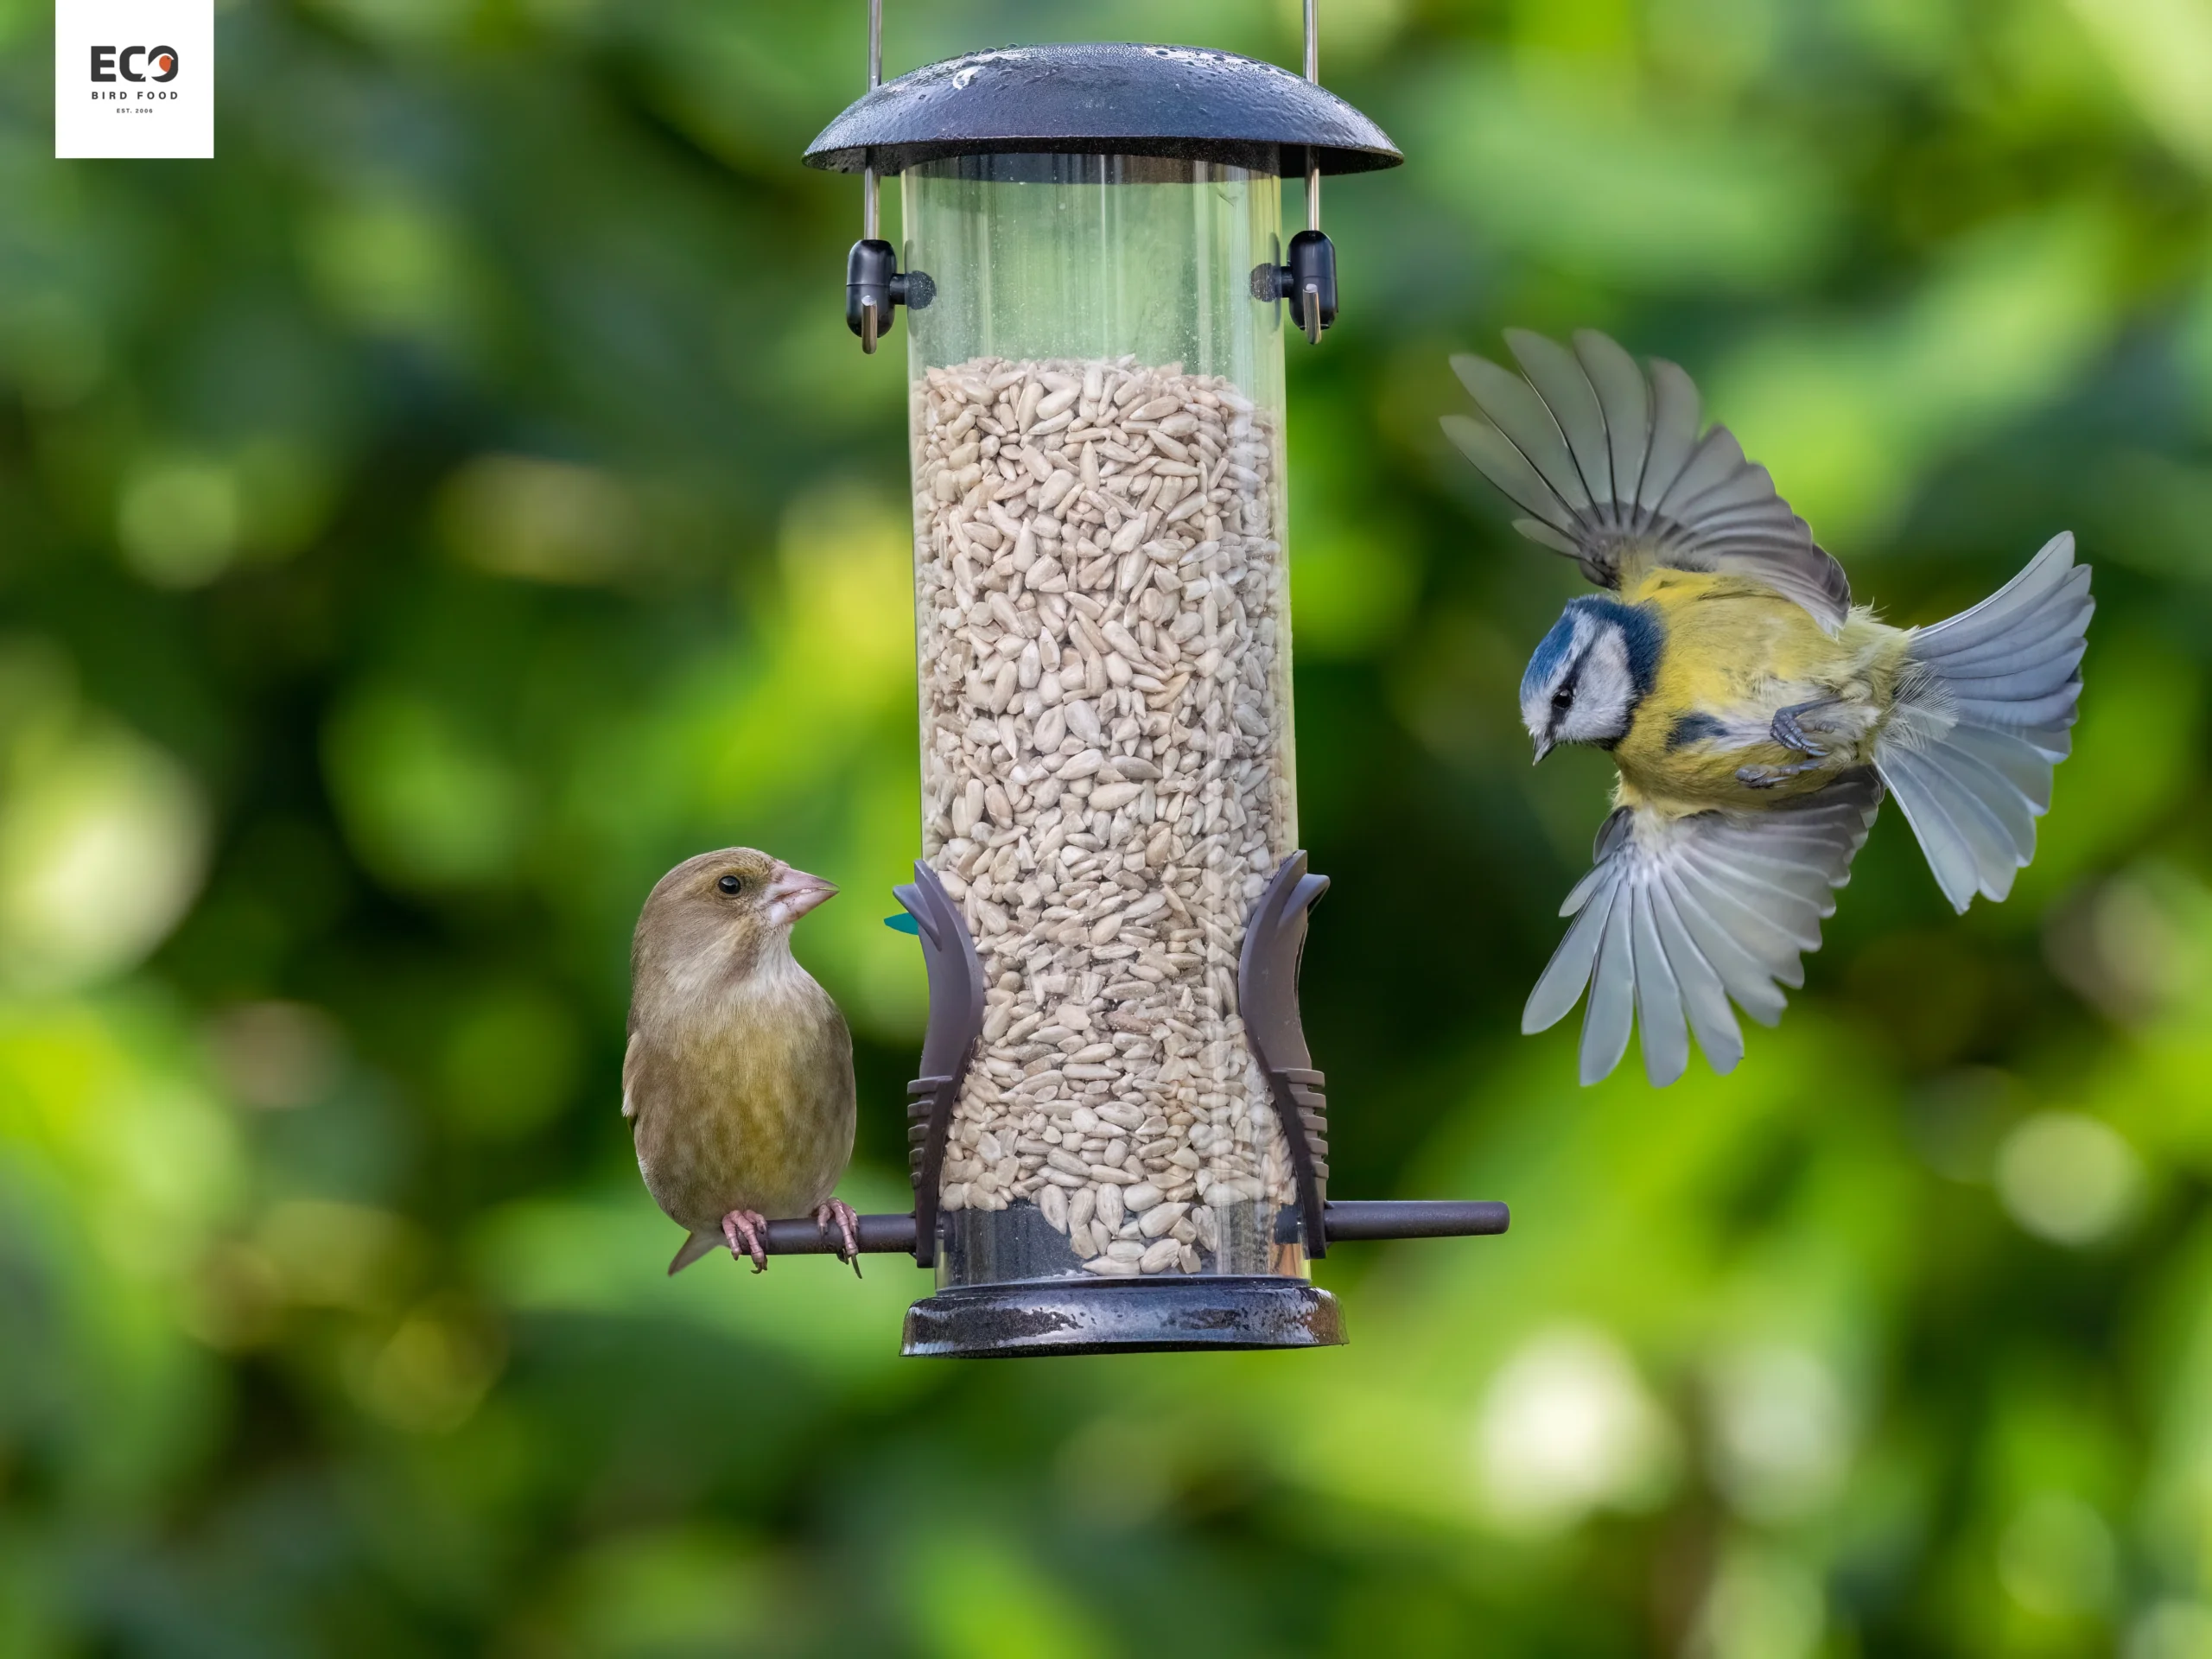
763,862,838,926
1531,734,1554,765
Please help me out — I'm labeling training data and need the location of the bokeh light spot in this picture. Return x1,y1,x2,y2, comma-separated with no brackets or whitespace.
2130,1600,2212,1659
1704,1344,1853,1522
117,459,240,588
439,454,641,585
323,690,525,891
1995,1112,2143,1247
442,985,582,1140
0,725,208,993
1998,1492,2117,1617
1474,1322,1675,1532
1689,1545,1825,1659
208,1001,346,1111
352,1295,506,1434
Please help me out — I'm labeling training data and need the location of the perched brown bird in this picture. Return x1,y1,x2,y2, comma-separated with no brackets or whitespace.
624,848,861,1274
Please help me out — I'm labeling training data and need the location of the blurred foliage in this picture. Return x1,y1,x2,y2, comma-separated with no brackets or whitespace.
3,0,2212,1652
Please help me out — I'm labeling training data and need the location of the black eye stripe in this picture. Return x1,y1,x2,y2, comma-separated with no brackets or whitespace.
1559,644,1594,697
1547,637,1603,732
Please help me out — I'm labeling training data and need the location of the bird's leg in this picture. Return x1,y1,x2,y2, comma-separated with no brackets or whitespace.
814,1198,863,1280
1736,758,1827,789
1740,698,1844,787
1770,698,1839,756
721,1209,770,1273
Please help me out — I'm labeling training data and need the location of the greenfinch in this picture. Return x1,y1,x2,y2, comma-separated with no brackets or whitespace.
625,849,860,1273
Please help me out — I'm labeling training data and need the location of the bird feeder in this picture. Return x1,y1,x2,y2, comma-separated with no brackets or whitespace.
788,4,1509,1356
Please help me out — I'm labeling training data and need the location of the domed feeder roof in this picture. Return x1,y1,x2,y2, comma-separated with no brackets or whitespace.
804,42,1402,177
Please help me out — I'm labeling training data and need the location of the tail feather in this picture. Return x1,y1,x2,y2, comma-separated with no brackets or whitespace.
668,1230,720,1274
1927,739,2039,850
1917,532,2084,645
1946,683,2084,731
1877,532,2090,912
1930,591,2088,674
1935,643,2086,701
1939,661,2085,705
1945,723,2058,809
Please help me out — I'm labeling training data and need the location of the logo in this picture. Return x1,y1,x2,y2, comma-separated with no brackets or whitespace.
88,44,181,100
91,44,181,82
55,1,213,159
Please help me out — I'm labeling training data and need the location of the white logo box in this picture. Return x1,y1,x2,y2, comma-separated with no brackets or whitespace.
55,0,213,159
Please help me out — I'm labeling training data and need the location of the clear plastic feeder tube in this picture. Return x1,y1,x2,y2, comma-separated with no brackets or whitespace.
903,152,1303,1287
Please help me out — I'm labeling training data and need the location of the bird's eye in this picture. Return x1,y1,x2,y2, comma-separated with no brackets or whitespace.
718,874,743,894
1552,688,1574,709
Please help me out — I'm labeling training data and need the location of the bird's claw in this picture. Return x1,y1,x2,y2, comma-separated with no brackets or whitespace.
1736,759,1825,790
721,1209,770,1273
815,1198,863,1279
1770,702,1833,756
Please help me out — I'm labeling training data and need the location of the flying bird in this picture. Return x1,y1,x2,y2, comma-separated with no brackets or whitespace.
1445,329,2091,1086
625,848,861,1272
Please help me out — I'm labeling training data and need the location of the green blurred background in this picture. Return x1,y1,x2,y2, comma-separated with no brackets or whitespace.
3,0,2209,1651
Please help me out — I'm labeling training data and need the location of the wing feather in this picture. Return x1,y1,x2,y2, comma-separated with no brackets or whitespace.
1525,870,1624,1033
1630,882,1690,1086
1656,430,1760,520
1508,329,1613,505
1442,414,1576,531
1514,516,1584,556
1580,895,1638,1085
1447,331,1852,630
1641,359,1704,510
1650,876,1745,1070
1662,867,1788,1025
1451,356,1592,512
1575,329,1651,508
1528,776,1881,1083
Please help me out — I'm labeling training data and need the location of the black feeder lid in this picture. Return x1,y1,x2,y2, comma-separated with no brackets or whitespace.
803,42,1402,178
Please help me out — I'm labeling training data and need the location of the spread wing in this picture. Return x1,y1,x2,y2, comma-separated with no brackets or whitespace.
1443,328,1853,632
1526,774,1884,1085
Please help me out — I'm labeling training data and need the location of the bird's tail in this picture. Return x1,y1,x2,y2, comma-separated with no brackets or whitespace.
1873,532,2091,912
668,1230,720,1275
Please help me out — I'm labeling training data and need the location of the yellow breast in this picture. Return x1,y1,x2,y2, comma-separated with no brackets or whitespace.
1611,569,1909,812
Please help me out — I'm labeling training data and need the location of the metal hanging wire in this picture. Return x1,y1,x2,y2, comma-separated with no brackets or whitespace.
859,0,884,353
1300,0,1323,344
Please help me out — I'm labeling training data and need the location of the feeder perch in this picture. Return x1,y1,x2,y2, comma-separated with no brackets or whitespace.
785,3,1507,1357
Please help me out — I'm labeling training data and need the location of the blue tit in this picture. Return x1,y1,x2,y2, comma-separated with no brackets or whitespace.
1445,329,2091,1087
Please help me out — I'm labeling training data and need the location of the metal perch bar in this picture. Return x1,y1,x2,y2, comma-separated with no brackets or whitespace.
1311,1200,1510,1241
739,1200,1510,1257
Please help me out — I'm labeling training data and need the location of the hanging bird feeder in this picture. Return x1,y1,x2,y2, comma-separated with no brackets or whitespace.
778,3,1508,1356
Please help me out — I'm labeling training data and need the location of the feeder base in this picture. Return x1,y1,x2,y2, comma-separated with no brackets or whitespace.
901,1275,1344,1357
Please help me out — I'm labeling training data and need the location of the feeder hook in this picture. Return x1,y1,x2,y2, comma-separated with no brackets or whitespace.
844,0,931,353
1250,1,1339,343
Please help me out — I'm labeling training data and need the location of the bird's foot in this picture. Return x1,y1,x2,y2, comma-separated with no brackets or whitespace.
1736,759,1825,790
814,1198,863,1279
721,1209,770,1273
1770,700,1836,756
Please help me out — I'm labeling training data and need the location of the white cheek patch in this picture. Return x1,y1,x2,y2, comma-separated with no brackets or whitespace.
1560,627,1636,743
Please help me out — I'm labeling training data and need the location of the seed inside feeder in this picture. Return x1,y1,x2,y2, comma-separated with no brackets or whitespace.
913,355,1300,1278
